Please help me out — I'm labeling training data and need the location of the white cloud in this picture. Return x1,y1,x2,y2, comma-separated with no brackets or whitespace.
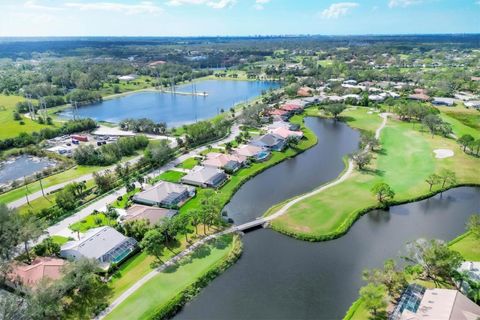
64,1,162,15
254,0,270,10
166,0,236,9
388,0,422,8
320,2,359,19
24,0,63,11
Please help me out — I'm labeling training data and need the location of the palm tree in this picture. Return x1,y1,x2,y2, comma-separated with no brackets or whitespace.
190,210,201,235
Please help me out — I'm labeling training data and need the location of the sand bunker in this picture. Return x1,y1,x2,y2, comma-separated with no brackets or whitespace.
434,149,454,159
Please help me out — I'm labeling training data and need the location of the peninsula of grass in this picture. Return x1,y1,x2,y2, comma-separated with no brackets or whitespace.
175,157,199,169
69,213,116,233
105,234,242,320
151,170,186,184
270,108,480,241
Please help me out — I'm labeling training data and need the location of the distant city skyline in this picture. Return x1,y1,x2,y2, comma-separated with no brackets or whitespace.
1,0,479,37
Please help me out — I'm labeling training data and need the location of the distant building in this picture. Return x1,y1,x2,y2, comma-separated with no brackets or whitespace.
181,166,227,188
432,97,456,106
132,181,195,208
465,100,480,109
117,75,137,81
148,60,166,67
297,86,314,97
408,93,431,102
8,257,65,289
123,204,177,225
60,226,137,269
267,127,303,140
234,144,270,161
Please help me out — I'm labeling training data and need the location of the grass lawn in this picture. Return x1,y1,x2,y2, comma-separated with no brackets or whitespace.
438,108,480,139
51,235,70,245
105,235,238,320
175,157,199,170
113,188,140,209
199,147,223,156
151,170,186,184
449,232,480,261
0,94,60,139
69,213,116,233
271,108,480,239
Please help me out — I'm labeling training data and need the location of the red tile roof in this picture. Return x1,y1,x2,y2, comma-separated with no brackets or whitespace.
9,257,65,288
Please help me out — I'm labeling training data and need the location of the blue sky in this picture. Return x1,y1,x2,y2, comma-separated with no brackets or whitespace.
1,0,479,36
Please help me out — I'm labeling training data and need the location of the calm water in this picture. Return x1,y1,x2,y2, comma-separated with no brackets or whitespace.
60,80,280,126
175,118,480,320
0,155,56,184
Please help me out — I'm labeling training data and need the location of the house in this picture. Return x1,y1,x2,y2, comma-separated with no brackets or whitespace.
391,284,480,320
202,152,246,173
408,93,431,102
369,94,386,102
8,257,65,289
181,166,227,188
132,181,195,208
343,79,357,86
465,100,480,109
454,92,477,101
326,95,345,103
280,104,303,113
234,144,270,161
251,134,286,151
432,97,456,106
123,204,177,225
118,75,137,81
297,86,314,97
148,60,166,67
268,109,290,121
268,127,303,140
60,226,137,270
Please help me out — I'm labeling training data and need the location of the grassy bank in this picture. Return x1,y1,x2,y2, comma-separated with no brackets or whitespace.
105,234,242,320
270,108,480,241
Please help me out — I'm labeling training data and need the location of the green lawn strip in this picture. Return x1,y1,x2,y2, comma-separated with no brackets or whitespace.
0,154,139,204
50,235,70,245
343,297,369,320
440,112,480,139
105,235,240,320
271,116,480,240
449,232,480,261
199,147,223,156
341,107,384,132
175,157,199,169
113,188,141,209
69,213,116,233
0,94,60,139
151,170,186,184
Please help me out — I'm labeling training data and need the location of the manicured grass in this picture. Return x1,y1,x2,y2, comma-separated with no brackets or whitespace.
69,213,116,232
342,107,384,132
175,157,199,170
272,108,480,239
0,94,59,139
450,232,480,261
152,170,186,184
199,147,223,156
113,188,140,209
440,111,480,139
51,235,70,245
105,235,237,320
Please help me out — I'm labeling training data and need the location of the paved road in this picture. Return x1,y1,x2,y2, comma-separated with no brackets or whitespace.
98,114,389,318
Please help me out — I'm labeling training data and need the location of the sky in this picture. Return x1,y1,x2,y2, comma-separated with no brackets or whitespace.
0,0,479,37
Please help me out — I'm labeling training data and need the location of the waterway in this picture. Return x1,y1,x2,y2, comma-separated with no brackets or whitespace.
59,80,280,127
174,117,480,320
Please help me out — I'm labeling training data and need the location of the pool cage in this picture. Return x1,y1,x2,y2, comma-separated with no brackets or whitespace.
389,283,426,320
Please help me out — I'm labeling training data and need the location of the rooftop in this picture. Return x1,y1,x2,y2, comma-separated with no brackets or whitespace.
9,257,65,288
124,204,177,225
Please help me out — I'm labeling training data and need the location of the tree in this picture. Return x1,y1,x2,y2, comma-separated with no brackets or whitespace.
467,214,480,238
55,185,78,211
458,134,475,152
363,259,407,299
403,238,463,286
190,210,201,235
425,173,441,191
353,152,372,170
34,237,60,257
175,215,190,242
93,170,117,193
59,259,112,319
323,104,346,120
104,205,119,221
18,216,45,264
360,131,380,151
359,283,388,318
439,169,456,189
370,182,395,204
141,229,166,264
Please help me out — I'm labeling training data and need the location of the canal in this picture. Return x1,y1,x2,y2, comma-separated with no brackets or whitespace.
59,80,280,126
174,117,480,320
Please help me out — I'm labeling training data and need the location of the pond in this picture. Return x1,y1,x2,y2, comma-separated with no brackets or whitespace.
174,117,480,320
0,154,57,185
59,80,280,127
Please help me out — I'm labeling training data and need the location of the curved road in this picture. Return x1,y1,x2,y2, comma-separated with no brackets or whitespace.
97,113,390,319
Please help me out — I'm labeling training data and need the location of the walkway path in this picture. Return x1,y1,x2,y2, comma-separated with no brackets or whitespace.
97,113,389,318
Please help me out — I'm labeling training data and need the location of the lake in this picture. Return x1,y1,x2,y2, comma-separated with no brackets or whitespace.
0,155,57,185
59,80,280,127
174,118,480,320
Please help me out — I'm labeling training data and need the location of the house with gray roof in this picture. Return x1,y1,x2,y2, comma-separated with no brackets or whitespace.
251,134,286,151
60,226,137,270
132,181,195,208
432,97,456,106
181,166,227,188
